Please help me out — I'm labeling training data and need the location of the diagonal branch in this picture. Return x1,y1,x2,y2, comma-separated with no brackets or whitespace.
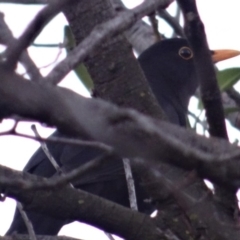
0,12,41,80
16,202,37,240
45,0,173,84
157,9,185,37
3,0,71,70
0,165,163,240
1,70,240,189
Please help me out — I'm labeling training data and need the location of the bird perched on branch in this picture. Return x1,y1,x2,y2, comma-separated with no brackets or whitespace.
6,38,239,235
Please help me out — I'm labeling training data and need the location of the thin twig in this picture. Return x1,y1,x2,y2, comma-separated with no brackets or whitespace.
158,9,184,37
17,202,37,240
148,12,162,42
31,125,63,175
226,88,240,108
37,48,63,70
0,12,42,80
32,43,63,48
104,232,116,240
0,152,112,190
123,158,138,211
3,0,71,70
0,124,113,152
187,110,206,129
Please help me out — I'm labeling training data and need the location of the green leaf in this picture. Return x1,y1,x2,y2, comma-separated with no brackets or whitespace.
74,63,94,92
216,68,240,91
224,106,240,115
197,99,203,110
197,68,240,110
64,25,75,52
64,26,94,92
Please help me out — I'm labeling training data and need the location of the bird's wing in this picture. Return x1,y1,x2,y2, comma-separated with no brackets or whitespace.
24,131,124,185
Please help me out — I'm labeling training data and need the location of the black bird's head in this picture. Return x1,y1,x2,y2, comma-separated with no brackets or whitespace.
138,38,240,126
138,38,197,126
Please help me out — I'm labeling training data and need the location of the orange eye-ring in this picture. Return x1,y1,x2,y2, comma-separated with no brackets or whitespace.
178,46,193,60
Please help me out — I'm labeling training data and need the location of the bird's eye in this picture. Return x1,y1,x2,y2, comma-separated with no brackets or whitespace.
178,47,193,60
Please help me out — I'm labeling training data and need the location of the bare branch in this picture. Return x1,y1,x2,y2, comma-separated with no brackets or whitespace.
177,0,228,139
0,12,41,80
3,0,71,70
31,125,64,175
157,9,184,37
110,0,156,53
45,0,173,84
226,88,240,108
0,152,113,191
17,203,37,240
123,158,138,211
0,234,83,240
0,0,46,3
148,12,162,41
104,232,116,240
0,165,162,240
0,125,112,152
1,70,240,189
177,0,237,219
134,162,240,240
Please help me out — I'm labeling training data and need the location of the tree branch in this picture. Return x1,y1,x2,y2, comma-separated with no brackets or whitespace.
46,0,173,84
0,235,83,240
16,202,37,240
0,12,41,80
1,70,240,189
3,0,71,70
177,0,228,139
0,165,163,240
157,9,185,37
0,0,46,3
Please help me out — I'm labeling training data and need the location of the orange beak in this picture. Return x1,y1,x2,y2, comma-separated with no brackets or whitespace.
212,49,240,63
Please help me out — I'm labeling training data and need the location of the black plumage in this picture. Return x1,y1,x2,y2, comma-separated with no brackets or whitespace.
6,38,198,235
138,38,197,126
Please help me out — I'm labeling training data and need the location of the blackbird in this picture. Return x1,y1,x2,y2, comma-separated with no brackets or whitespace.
6,38,239,235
